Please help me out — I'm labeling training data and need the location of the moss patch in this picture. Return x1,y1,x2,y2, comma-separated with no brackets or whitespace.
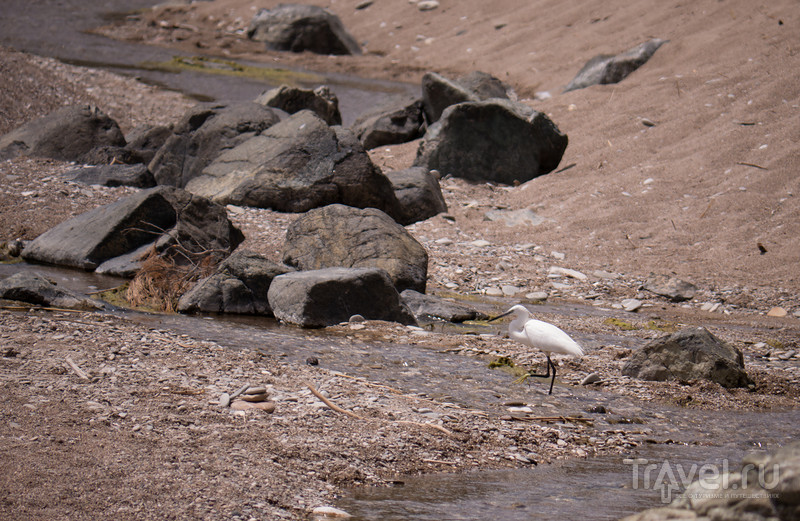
140,56,324,86
603,317,638,331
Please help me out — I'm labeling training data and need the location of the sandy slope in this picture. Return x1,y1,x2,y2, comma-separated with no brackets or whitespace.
96,0,800,310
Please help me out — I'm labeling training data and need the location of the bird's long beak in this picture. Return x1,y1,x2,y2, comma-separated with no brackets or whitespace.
488,309,513,322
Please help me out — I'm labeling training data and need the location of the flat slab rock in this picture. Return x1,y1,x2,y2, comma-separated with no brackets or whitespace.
267,267,416,328
0,272,103,311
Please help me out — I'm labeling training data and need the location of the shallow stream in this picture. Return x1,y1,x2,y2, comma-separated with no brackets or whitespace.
1,3,798,518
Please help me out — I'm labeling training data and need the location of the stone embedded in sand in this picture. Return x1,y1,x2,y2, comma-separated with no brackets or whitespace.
621,327,751,388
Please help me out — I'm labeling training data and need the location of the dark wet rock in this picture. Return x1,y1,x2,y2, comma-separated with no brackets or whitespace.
414,99,568,184
385,166,447,225
186,111,403,221
149,102,280,188
268,267,416,328
621,327,751,388
621,441,800,521
400,289,487,323
282,204,428,293
351,94,425,150
643,274,697,302
421,71,515,124
0,272,103,311
0,105,125,162
247,4,362,56
565,38,668,92
66,164,156,188
256,84,341,125
21,186,243,275
178,250,292,315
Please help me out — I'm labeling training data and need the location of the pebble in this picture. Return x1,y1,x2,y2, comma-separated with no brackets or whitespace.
484,287,503,297
526,291,548,301
581,372,602,385
244,386,267,395
778,350,796,361
241,393,269,402
501,285,520,296
416,0,440,11
701,302,721,313
311,506,352,519
218,392,231,408
767,307,787,317
231,400,276,413
548,266,587,281
621,298,643,312
434,237,453,245
551,251,566,260
471,239,491,248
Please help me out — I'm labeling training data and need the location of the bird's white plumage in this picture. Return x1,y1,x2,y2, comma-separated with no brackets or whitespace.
505,305,584,357
491,304,584,394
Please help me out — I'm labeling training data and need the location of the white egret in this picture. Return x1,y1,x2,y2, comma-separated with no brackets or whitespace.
489,304,584,395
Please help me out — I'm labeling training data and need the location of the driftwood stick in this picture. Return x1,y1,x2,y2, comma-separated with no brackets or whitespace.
308,384,364,420
64,356,90,381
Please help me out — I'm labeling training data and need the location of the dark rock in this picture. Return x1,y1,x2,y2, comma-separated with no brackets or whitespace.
124,124,174,165
413,99,568,184
149,102,280,188
621,327,751,388
421,71,515,123
66,164,156,188
385,166,447,225
0,272,103,311
256,84,341,125
79,145,140,166
400,289,487,322
186,111,404,221
247,4,362,56
178,250,292,315
267,267,416,327
457,71,516,101
643,274,697,302
0,105,125,162
282,204,428,293
564,38,668,92
21,186,243,274
351,95,425,149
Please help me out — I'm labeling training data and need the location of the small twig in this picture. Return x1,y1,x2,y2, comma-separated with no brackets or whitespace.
308,384,364,420
736,161,768,170
0,305,84,313
64,356,90,381
86,284,126,296
506,415,593,424
700,201,713,218
625,234,637,249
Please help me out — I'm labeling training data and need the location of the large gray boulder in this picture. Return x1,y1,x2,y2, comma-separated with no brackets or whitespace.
268,267,416,327
149,102,281,188
0,105,125,162
564,38,668,92
178,250,292,315
421,71,516,123
413,99,568,184
186,111,404,221
0,272,103,311
282,204,428,293
400,289,488,323
247,4,362,56
21,186,243,274
621,327,751,388
256,84,341,125
351,94,425,150
385,166,447,225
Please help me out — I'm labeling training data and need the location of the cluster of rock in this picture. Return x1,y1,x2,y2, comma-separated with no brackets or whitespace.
621,441,800,521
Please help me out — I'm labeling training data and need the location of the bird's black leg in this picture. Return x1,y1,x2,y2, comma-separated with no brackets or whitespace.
547,355,556,395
